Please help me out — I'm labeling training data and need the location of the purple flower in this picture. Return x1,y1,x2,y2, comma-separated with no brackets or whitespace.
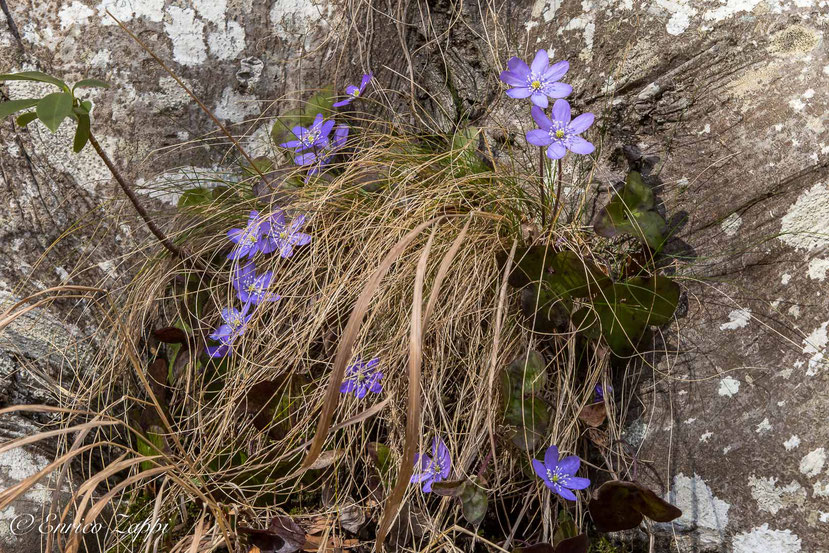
205,303,252,358
232,261,281,305
279,113,335,153
526,101,595,159
227,211,269,259
306,124,349,176
260,211,312,258
499,50,572,108
332,72,372,108
532,445,590,501
410,437,451,493
594,384,612,402
339,356,383,398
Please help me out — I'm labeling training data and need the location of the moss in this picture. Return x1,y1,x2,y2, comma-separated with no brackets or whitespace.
589,536,630,553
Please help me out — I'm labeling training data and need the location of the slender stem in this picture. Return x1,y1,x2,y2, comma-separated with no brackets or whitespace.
87,132,183,259
539,147,546,227
552,158,563,225
477,449,493,479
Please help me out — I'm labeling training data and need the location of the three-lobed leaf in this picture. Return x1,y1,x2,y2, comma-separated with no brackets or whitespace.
594,171,667,249
432,477,488,526
588,480,682,532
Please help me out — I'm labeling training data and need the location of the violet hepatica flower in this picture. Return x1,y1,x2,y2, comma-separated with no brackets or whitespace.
500,50,572,108
339,356,383,398
306,124,349,176
411,437,451,493
594,384,613,402
232,261,281,305
261,212,312,258
332,72,372,107
526,101,595,160
205,303,252,358
532,445,590,501
227,210,268,259
280,113,334,153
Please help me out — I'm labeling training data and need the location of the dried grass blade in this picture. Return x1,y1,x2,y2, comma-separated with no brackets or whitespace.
375,230,435,550
423,218,471,331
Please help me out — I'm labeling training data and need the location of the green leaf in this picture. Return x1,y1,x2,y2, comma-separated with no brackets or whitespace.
432,477,488,526
0,71,70,92
503,393,549,451
0,99,40,118
553,509,578,544
178,187,213,207
503,350,547,396
303,87,335,122
588,480,682,532
73,78,109,90
15,111,38,127
594,171,667,249
35,92,74,133
73,113,90,153
574,275,680,356
136,426,166,472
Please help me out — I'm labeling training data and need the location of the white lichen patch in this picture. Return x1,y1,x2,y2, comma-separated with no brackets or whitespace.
720,308,751,330
784,435,801,450
214,87,260,123
654,0,698,35
779,182,829,251
164,6,207,66
136,166,238,206
807,258,829,281
666,473,730,546
193,0,227,24
718,375,741,397
270,0,332,46
700,431,713,442
748,475,806,514
0,448,49,481
781,273,791,284
58,1,94,29
802,321,828,376
756,418,772,434
799,447,826,477
703,0,763,22
208,21,246,60
720,212,742,236
732,524,801,553
97,0,164,25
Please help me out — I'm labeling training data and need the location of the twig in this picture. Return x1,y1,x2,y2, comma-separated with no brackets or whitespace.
87,132,183,260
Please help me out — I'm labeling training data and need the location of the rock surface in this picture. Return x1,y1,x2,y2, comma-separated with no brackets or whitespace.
1,0,828,551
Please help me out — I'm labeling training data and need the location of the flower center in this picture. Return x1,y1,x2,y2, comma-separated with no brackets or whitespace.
530,79,542,91
246,283,258,293
245,234,257,244
352,89,360,97
547,468,559,483
279,231,289,240
229,315,242,328
555,129,565,139
303,131,319,145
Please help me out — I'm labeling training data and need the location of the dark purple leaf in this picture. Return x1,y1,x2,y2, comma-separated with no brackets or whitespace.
589,480,681,532
153,326,189,344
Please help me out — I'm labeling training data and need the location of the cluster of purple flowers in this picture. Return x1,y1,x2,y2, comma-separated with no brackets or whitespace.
339,356,383,398
205,210,312,358
279,73,372,177
500,50,595,159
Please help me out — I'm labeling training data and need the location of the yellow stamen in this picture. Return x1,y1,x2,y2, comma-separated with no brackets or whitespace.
530,80,542,91
555,129,565,139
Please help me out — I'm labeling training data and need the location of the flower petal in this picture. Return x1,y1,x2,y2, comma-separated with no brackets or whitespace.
530,93,549,109
319,119,335,139
279,139,302,149
567,136,595,155
499,70,525,87
546,82,573,99
544,60,569,82
422,478,435,493
531,459,548,481
568,112,595,134
206,345,229,358
506,87,532,99
547,142,567,159
557,455,580,475
564,476,591,490
340,380,357,393
530,105,552,130
552,99,571,124
544,445,560,468
554,483,577,501
332,98,352,108
360,72,372,91
527,129,553,146
530,49,549,75
345,85,359,96
506,57,530,77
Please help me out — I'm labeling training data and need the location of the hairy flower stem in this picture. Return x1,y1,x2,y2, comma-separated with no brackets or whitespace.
87,132,184,260
539,147,547,227
552,158,563,224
